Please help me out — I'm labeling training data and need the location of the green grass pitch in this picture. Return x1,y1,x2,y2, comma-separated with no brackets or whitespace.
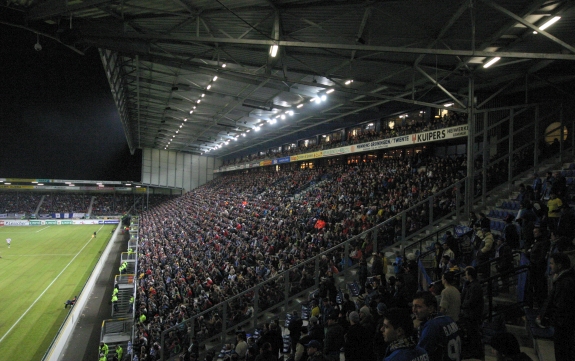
0,224,116,360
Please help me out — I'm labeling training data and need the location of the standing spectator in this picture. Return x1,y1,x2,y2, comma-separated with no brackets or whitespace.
444,231,460,261
288,311,304,354
475,228,494,276
516,201,537,250
532,173,542,200
503,215,520,250
255,343,277,361
547,192,563,233
381,308,428,361
439,272,460,322
433,242,443,280
323,313,344,361
526,227,550,308
441,243,455,263
304,341,326,361
477,213,490,231
459,267,484,360
344,311,373,361
236,333,248,361
555,204,575,239
539,253,575,361
412,291,461,361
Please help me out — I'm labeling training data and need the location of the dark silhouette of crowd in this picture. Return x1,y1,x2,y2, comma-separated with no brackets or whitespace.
0,192,43,214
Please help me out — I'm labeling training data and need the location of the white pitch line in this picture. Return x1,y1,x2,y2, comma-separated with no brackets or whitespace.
0,225,105,344
36,226,50,233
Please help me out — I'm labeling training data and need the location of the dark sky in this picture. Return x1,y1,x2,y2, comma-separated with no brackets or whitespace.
0,13,141,181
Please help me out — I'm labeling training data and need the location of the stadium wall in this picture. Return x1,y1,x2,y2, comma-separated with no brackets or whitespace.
141,148,220,192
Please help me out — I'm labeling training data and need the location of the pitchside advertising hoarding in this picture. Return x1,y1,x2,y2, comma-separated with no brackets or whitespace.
215,124,469,173
0,219,120,226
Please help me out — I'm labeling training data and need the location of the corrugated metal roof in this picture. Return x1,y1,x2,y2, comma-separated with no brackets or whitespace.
5,0,575,158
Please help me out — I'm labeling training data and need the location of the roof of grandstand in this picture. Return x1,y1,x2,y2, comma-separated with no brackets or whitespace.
3,0,575,159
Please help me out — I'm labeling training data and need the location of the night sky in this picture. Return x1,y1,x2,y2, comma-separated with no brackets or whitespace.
0,12,141,181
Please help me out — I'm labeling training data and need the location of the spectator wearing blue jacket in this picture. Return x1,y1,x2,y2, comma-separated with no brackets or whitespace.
381,307,429,361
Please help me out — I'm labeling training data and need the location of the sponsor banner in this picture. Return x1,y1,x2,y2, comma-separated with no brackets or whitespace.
52,179,123,184
3,220,29,226
217,125,468,172
46,220,58,225
55,213,61,218
30,220,42,225
104,220,120,224
323,146,352,157
291,152,322,161
74,220,100,225
39,214,51,218
61,220,73,225
15,213,25,218
0,221,3,226
270,156,290,165
73,213,85,218
0,214,6,218
115,187,132,191
0,185,35,189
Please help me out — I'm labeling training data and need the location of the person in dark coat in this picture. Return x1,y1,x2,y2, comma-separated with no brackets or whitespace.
323,313,344,361
459,267,484,360
288,311,304,354
526,227,550,308
503,215,520,250
540,253,575,361
344,311,373,361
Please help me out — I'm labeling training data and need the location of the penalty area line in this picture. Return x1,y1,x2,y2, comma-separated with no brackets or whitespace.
0,225,105,345
36,226,50,233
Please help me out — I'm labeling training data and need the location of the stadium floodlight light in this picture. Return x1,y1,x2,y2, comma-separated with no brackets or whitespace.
207,85,211,90
483,57,500,68
281,115,286,120
297,104,304,108
201,93,205,97
221,63,226,68
38,183,44,186
269,44,279,57
345,79,353,85
255,126,260,131
321,94,327,101
538,16,561,32
213,76,218,81
190,110,194,114
197,99,201,103
125,183,131,186
242,133,246,137
444,103,454,107
326,88,335,94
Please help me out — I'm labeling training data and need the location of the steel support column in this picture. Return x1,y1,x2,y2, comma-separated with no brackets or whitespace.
560,104,564,164
482,111,489,205
415,66,466,108
508,109,514,185
466,76,475,215
534,106,539,168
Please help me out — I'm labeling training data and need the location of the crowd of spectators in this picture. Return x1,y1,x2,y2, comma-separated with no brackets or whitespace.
220,112,467,168
0,192,43,214
0,192,179,217
38,193,92,213
133,152,467,360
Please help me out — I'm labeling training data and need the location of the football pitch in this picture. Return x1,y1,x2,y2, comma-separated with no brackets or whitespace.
0,224,116,360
